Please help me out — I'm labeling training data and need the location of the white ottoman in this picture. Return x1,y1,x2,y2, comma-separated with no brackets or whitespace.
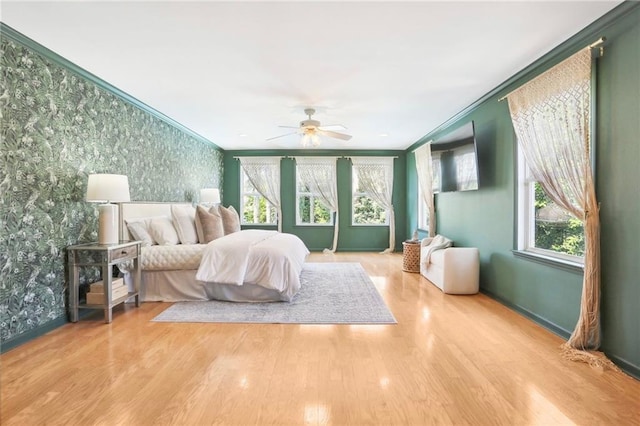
420,238,479,294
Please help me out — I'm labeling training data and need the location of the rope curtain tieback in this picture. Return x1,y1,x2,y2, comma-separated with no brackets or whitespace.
506,46,618,371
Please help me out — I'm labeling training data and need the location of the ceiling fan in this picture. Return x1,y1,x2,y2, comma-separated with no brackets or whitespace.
267,108,352,147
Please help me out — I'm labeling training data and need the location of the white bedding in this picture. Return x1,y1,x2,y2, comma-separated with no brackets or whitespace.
196,230,309,301
140,244,206,270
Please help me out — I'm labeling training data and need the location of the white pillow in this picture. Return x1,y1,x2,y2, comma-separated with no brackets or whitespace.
147,217,180,245
171,204,198,244
125,218,156,246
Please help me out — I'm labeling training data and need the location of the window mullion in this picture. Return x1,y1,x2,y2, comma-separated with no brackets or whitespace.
252,195,259,223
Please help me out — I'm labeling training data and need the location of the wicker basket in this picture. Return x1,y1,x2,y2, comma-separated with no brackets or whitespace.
402,241,421,273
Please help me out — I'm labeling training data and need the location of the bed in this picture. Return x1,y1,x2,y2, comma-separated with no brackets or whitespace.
118,202,309,302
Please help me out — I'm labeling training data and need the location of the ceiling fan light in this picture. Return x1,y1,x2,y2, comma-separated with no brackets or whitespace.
269,108,352,147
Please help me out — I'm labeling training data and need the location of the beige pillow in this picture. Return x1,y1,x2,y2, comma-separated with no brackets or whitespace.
195,205,225,243
218,205,241,235
171,204,198,244
148,217,180,245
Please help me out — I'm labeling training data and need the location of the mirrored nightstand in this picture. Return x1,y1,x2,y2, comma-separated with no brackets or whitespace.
67,240,141,323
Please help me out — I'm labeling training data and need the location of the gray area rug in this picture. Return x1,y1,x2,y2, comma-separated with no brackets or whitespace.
152,262,397,324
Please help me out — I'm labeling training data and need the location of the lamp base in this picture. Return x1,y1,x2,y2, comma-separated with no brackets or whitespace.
98,203,119,244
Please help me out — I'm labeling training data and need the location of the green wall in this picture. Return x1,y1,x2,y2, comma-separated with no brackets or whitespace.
406,4,640,377
223,150,406,252
0,25,223,351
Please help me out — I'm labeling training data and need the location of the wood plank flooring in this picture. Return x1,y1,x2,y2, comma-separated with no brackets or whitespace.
2,253,639,425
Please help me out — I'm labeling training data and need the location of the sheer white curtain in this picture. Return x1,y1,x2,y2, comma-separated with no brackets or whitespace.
507,47,609,368
295,157,340,253
238,157,283,232
414,143,436,237
351,157,395,253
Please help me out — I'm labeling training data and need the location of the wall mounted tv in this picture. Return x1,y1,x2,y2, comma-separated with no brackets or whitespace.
430,121,479,193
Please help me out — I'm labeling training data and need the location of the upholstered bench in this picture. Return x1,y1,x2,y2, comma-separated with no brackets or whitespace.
420,237,479,294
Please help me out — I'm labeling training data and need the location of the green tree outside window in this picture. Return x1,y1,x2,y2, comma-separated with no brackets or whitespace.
533,183,585,257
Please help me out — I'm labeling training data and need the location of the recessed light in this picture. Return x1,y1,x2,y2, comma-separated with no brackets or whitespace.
238,133,248,137
379,133,388,137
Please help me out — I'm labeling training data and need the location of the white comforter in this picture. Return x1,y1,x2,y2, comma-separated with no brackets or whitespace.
195,230,309,300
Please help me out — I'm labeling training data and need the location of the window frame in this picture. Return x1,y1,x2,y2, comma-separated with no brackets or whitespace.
350,168,389,227
515,147,585,270
239,168,277,226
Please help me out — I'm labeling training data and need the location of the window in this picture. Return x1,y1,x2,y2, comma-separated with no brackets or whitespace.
352,172,388,225
418,183,428,230
240,168,276,225
517,153,585,264
295,169,332,226
417,153,441,230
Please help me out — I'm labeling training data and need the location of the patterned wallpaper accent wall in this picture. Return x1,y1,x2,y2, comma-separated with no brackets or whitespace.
0,36,223,345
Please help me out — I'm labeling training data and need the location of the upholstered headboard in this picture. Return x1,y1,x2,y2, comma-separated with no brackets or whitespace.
119,202,192,241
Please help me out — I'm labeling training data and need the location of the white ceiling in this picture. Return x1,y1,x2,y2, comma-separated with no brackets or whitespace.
2,1,622,150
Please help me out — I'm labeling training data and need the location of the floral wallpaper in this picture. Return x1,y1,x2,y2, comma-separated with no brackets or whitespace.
0,35,223,344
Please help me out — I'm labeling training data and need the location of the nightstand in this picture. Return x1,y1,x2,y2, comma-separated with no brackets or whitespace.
67,240,142,323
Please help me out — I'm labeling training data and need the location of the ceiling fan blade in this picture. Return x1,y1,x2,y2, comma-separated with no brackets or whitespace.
318,124,347,131
318,129,352,141
266,132,298,141
278,125,300,129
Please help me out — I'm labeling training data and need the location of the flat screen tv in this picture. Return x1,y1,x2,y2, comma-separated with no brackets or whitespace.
430,121,479,193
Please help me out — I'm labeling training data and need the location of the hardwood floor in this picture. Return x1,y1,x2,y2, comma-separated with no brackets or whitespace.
2,252,639,425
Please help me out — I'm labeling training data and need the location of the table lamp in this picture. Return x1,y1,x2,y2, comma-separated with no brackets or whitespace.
86,174,131,244
200,188,220,206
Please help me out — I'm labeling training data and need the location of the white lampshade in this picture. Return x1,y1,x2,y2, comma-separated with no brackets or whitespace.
86,174,130,244
86,174,131,203
200,188,220,204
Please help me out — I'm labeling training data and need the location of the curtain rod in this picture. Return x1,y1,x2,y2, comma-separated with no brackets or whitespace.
233,154,398,160
497,37,605,103
285,155,398,159
234,156,285,159
342,155,398,159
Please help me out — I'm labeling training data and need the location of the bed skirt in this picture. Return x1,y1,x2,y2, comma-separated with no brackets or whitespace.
124,270,290,302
